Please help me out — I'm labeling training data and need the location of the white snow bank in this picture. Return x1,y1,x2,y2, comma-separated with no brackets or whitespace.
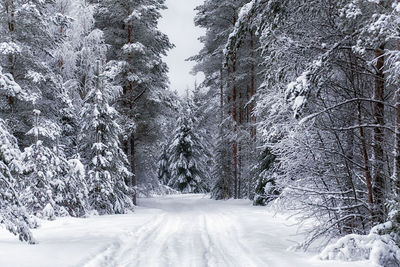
320,222,400,267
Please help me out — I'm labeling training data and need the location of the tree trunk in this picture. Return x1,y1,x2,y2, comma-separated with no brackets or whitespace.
129,134,136,205
232,52,238,199
357,101,375,226
373,46,385,223
250,30,256,141
5,0,15,106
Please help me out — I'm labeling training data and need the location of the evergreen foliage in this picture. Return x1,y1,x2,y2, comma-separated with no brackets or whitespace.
0,118,35,244
167,105,209,194
80,62,133,215
252,148,279,206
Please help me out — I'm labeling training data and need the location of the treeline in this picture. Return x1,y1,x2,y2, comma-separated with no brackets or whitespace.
0,0,177,243
191,0,400,247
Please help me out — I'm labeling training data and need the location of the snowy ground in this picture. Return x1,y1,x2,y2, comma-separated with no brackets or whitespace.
0,194,377,267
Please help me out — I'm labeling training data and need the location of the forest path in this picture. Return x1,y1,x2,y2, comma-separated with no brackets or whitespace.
81,194,369,267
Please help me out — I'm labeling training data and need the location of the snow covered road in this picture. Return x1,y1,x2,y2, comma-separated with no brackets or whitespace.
0,194,376,267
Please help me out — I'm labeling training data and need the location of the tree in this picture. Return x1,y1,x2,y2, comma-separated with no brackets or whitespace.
20,109,87,218
20,110,64,219
192,0,261,200
95,0,173,200
0,118,35,243
167,104,209,194
80,62,133,214
0,0,67,147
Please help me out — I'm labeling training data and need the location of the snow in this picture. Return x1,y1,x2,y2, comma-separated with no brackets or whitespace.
320,222,400,266
0,194,375,267
0,42,21,55
68,159,85,179
286,71,310,118
122,42,146,54
0,66,22,96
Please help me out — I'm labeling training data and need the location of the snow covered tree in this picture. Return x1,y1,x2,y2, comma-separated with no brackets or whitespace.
0,118,35,243
167,105,209,194
80,62,133,214
20,109,87,219
51,0,104,157
21,110,63,219
0,0,67,147
95,0,173,198
56,157,88,217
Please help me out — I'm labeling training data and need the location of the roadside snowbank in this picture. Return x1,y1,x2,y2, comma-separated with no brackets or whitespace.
320,222,400,267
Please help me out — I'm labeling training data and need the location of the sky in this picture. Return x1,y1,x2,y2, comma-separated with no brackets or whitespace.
158,0,205,96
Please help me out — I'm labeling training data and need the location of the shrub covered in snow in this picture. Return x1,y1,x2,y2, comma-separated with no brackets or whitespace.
320,222,400,267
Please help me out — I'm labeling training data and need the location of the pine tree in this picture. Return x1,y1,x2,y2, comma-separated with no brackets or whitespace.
192,0,260,199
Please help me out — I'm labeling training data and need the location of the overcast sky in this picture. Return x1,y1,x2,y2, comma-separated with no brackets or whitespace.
158,0,205,95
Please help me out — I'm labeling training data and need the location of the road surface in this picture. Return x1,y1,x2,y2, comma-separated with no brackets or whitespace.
82,194,370,267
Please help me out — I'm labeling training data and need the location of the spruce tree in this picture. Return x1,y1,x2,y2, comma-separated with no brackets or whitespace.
80,62,133,214
167,106,209,194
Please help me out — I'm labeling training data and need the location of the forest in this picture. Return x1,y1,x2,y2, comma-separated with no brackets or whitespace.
1,0,400,266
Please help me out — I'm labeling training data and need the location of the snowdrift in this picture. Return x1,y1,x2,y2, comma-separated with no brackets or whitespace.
320,222,400,267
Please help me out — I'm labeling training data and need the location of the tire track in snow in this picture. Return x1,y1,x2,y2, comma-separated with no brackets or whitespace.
203,210,265,267
82,196,274,267
81,212,167,267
